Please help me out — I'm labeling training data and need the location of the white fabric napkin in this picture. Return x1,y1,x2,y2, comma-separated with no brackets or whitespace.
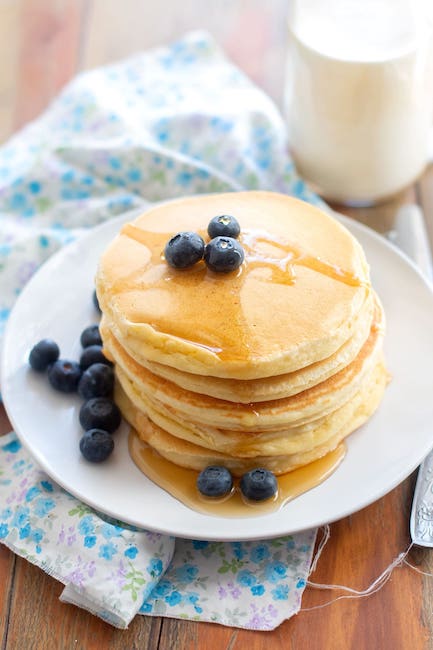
0,31,321,629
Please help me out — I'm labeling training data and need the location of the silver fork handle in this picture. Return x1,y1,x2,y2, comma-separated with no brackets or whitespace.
388,205,433,546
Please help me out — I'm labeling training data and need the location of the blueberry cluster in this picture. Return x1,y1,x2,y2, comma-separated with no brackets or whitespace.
164,214,245,273
28,293,120,463
197,465,278,502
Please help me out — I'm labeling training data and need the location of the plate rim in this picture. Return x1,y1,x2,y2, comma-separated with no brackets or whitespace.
2,201,433,540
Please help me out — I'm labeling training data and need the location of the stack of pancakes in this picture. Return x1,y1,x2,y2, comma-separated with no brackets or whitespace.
96,192,388,477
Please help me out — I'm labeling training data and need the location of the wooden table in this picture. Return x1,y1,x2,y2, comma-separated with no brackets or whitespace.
1,2,433,648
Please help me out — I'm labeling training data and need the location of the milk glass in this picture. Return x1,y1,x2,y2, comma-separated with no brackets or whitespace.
285,0,433,205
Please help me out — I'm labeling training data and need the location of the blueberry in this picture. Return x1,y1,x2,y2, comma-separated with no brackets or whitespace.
79,397,121,433
208,215,240,239
29,339,60,371
79,429,114,462
239,468,278,502
78,363,114,399
79,345,111,370
80,325,102,348
164,231,205,269
93,289,101,313
48,359,82,393
197,465,233,498
204,236,245,273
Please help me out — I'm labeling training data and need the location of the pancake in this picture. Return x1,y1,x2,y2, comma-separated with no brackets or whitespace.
100,289,373,403
104,294,384,431
115,359,388,475
96,192,371,380
95,191,388,505
115,356,386,458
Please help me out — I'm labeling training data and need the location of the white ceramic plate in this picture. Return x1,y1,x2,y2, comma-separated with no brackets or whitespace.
2,208,433,541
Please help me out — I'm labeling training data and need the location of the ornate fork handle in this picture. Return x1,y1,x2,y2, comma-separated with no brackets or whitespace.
388,205,433,546
411,458,433,546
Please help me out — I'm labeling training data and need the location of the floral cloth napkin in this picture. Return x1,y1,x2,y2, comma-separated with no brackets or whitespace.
0,31,321,629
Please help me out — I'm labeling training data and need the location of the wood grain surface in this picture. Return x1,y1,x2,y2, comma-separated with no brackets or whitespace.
1,1,432,648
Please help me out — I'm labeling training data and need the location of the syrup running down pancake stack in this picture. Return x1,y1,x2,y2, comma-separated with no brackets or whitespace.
96,192,388,479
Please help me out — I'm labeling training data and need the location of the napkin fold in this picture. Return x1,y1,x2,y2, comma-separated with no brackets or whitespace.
0,31,320,628
0,433,315,628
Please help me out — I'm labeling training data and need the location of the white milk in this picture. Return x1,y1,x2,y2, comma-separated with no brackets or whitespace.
285,0,433,204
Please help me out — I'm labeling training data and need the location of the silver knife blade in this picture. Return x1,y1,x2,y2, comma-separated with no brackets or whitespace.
388,204,433,546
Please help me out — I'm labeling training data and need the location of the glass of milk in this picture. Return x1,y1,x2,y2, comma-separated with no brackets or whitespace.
285,0,433,205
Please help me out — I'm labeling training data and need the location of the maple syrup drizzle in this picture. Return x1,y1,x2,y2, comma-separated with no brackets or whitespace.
110,223,371,366
121,224,368,289
241,230,368,288
129,431,346,518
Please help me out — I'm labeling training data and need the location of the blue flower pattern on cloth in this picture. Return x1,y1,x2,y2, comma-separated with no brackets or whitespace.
0,433,315,630
0,30,324,344
0,32,320,629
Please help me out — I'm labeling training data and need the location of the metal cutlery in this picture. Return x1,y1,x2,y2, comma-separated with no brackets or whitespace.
387,204,433,546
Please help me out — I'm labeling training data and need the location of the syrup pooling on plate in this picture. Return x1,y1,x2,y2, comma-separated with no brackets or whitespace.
129,430,346,518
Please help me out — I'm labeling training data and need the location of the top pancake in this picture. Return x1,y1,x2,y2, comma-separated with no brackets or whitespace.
96,192,371,379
